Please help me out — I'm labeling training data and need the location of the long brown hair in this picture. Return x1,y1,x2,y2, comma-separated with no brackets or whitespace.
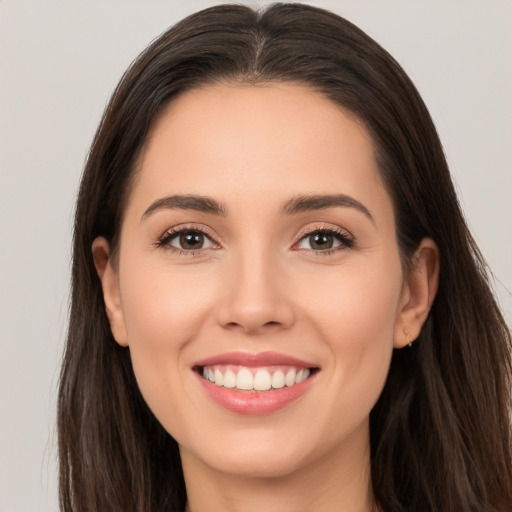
58,3,512,511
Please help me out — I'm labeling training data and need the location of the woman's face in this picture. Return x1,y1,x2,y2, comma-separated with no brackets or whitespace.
97,83,414,479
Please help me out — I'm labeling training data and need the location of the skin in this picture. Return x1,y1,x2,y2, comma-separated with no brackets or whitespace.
93,83,439,512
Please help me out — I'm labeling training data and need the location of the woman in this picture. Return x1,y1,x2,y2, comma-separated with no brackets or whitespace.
58,3,512,511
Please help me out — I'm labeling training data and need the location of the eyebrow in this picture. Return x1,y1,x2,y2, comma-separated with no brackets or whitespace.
141,192,374,223
282,194,374,223
141,194,228,220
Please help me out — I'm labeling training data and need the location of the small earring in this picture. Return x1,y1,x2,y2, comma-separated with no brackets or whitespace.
404,328,413,348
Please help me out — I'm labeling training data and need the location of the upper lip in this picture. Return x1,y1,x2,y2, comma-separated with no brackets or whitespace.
193,351,318,369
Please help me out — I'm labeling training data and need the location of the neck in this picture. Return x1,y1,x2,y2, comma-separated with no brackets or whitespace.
181,421,375,512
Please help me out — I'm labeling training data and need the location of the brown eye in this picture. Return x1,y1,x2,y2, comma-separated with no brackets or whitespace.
178,231,205,250
159,229,217,252
296,229,354,252
308,232,334,250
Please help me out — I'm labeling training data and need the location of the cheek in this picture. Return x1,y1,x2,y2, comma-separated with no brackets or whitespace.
301,256,402,408
120,259,216,347
304,256,402,340
117,258,217,411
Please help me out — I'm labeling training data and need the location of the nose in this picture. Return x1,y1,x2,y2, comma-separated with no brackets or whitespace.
215,249,295,335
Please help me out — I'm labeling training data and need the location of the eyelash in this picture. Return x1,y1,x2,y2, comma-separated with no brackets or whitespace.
155,225,219,256
155,225,355,256
293,226,355,256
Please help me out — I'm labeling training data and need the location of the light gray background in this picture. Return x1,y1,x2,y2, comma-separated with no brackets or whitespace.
1,1,510,510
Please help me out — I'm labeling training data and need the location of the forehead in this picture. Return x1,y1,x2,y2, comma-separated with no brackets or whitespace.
128,82,391,222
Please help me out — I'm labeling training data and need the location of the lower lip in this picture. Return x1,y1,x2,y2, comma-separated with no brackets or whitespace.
196,371,317,415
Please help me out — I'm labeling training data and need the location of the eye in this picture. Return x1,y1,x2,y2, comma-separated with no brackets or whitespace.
295,228,354,253
158,228,218,253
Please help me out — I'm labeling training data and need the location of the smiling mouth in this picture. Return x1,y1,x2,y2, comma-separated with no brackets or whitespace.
194,364,319,392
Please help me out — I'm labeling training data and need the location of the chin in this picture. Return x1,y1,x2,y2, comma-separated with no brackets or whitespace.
202,445,310,480
178,421,329,481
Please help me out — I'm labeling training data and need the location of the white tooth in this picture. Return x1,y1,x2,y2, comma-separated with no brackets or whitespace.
202,367,208,380
295,368,311,383
214,369,223,386
254,370,272,391
236,368,254,390
223,370,236,388
271,370,285,389
285,369,296,387
208,369,215,383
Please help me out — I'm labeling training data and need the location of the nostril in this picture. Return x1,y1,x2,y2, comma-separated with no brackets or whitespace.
222,319,283,334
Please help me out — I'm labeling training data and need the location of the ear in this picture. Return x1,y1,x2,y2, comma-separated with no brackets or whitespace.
92,237,129,347
394,238,440,348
